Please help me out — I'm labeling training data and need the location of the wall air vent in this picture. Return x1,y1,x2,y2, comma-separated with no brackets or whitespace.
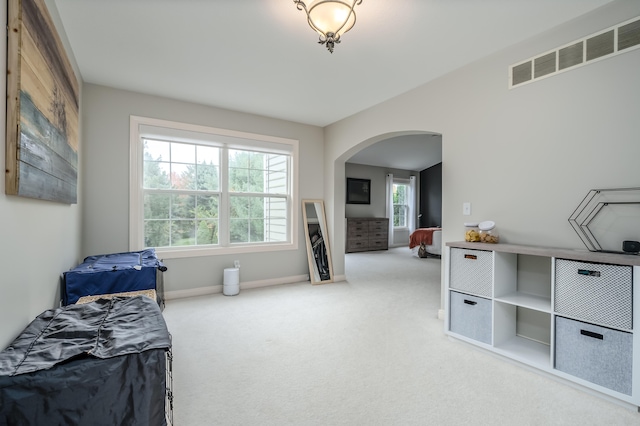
510,16,640,89
512,61,532,86
618,19,640,50
534,52,556,78
586,30,615,61
558,42,584,70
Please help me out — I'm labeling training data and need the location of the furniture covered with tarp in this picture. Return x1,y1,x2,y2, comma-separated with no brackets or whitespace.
0,296,173,425
61,248,167,306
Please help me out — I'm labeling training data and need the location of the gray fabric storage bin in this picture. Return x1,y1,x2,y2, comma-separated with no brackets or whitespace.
555,259,632,330
450,248,493,297
449,291,492,344
555,316,632,395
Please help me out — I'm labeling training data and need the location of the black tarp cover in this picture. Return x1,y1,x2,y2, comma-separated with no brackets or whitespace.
0,296,171,425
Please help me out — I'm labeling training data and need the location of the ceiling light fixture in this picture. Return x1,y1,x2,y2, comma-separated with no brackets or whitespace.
293,0,363,53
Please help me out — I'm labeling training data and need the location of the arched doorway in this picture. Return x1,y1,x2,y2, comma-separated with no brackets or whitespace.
328,130,442,280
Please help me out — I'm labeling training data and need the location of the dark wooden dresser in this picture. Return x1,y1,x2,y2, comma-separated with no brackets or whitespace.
346,217,389,253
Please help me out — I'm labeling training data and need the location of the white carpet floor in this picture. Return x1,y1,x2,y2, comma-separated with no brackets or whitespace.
162,247,639,425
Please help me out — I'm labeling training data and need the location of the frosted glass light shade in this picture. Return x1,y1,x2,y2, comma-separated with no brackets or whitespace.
306,0,356,36
294,0,362,52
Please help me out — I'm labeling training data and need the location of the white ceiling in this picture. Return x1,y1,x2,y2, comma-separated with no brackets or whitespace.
53,0,612,170
347,133,442,171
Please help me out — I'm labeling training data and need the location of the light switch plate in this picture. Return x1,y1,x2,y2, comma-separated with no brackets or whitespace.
463,202,471,216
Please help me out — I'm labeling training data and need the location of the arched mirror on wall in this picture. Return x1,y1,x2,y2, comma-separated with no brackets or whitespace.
302,200,334,284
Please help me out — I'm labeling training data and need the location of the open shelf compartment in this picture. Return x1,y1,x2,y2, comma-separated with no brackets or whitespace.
493,302,551,368
493,252,552,313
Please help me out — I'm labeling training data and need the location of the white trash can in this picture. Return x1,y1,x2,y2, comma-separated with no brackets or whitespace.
223,268,240,296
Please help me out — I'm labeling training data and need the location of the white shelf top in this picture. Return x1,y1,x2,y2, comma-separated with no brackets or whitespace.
494,292,552,313
447,241,640,266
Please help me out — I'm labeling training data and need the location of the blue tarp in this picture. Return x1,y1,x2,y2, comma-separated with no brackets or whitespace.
62,249,166,305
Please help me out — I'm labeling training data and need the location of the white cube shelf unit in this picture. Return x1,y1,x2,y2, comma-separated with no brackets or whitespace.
445,241,640,409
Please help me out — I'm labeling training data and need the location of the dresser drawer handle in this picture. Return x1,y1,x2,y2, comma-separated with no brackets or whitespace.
580,329,603,340
464,254,477,260
463,299,477,306
577,269,601,277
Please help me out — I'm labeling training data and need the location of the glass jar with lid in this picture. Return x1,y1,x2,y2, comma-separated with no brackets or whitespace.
479,220,499,243
464,222,480,242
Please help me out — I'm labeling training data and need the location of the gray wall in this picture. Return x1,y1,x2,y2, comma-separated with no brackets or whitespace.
81,84,325,293
0,0,83,348
345,163,386,218
325,1,640,294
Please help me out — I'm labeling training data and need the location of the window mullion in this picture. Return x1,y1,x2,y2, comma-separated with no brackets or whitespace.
219,146,230,246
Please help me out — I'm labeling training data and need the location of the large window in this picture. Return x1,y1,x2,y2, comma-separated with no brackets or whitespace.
130,116,298,258
143,140,221,247
393,182,409,228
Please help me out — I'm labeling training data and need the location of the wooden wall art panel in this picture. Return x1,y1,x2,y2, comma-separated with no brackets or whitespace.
6,0,79,204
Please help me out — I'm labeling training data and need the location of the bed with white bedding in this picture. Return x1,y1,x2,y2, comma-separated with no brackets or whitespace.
409,228,442,257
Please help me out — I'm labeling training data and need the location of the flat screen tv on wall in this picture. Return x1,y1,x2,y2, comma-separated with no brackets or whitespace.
346,178,371,204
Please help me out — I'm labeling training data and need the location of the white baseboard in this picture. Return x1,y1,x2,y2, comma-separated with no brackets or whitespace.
164,274,311,300
241,274,309,290
164,285,222,300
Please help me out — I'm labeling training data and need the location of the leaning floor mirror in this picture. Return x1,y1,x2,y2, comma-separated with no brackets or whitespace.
302,200,334,284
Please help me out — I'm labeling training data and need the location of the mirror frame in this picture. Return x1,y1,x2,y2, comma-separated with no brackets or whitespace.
302,199,334,285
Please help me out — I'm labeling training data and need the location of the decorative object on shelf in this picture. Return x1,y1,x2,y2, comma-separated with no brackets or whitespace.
6,0,80,204
568,187,640,253
623,240,640,254
478,220,499,243
346,177,371,204
293,0,363,53
464,222,480,242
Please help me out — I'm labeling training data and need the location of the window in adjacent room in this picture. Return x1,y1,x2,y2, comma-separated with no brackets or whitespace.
130,116,298,258
393,182,409,228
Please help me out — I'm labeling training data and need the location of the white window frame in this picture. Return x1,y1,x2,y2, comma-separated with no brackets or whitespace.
129,116,299,259
393,179,410,230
